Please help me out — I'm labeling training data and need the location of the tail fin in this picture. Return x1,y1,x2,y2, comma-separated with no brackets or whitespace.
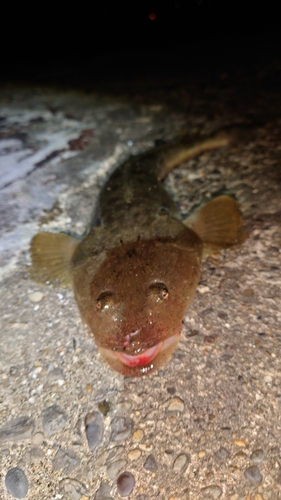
156,130,234,179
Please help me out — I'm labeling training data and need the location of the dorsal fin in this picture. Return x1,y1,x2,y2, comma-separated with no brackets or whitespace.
184,195,244,257
30,231,80,286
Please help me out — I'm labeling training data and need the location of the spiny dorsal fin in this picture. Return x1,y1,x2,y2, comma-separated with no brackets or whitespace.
30,231,80,286
184,195,244,257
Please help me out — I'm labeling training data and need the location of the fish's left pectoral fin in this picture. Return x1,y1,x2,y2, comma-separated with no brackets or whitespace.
30,231,80,286
184,195,245,257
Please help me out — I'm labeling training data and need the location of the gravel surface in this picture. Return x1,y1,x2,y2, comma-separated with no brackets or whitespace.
1,51,281,499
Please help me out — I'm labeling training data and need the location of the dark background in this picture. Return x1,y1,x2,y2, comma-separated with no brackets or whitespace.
1,1,281,85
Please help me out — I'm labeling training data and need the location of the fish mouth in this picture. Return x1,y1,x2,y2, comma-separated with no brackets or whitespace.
114,341,163,368
98,333,180,376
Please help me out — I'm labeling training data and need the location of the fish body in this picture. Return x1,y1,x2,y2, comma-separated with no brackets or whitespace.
31,131,243,376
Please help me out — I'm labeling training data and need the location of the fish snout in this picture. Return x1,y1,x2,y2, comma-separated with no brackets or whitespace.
123,329,141,349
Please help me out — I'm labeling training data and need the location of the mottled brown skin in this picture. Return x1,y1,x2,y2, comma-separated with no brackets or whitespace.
72,229,202,376
31,130,243,376
89,237,201,352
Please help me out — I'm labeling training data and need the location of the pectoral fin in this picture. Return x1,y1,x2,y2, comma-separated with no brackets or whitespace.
184,195,244,257
30,231,80,286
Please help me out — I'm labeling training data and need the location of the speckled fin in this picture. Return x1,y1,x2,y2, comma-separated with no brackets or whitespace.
184,195,244,257
30,232,80,286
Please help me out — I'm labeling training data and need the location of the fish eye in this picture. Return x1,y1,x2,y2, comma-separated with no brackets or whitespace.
96,291,114,311
148,282,169,303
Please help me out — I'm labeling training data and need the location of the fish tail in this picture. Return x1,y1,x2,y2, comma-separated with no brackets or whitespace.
155,129,235,179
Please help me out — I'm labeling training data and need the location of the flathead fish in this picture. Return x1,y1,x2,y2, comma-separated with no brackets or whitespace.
30,130,243,376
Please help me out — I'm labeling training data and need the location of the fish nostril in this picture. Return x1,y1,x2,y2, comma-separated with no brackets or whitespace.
123,329,140,348
129,329,140,337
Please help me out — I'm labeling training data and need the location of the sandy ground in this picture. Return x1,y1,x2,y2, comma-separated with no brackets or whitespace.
0,57,281,499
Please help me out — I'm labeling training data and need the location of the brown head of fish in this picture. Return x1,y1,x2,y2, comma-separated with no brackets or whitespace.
70,221,203,376
30,130,244,376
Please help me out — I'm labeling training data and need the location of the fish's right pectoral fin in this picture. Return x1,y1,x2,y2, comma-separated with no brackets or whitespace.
30,231,80,286
184,195,245,257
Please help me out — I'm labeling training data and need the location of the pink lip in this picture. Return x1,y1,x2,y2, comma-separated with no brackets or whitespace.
114,342,163,367
99,333,180,369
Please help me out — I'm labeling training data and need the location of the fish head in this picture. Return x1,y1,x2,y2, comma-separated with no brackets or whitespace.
73,230,202,376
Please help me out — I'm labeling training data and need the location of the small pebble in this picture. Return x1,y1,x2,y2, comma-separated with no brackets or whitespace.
145,409,158,420
117,471,135,497
107,459,127,480
139,443,153,452
250,449,265,463
166,386,176,395
144,453,158,471
116,401,132,412
128,448,141,461
200,485,222,499
167,396,185,412
59,478,88,500
29,291,44,303
0,416,35,443
95,450,108,468
131,429,144,442
29,447,44,464
233,439,246,447
107,446,125,464
173,453,190,472
214,446,230,462
98,400,111,416
201,307,214,317
218,310,228,320
197,285,210,294
110,416,134,441
165,449,174,461
52,448,80,474
85,412,104,450
95,480,112,500
47,367,65,382
41,404,67,435
19,446,45,469
5,467,28,498
32,432,44,445
244,465,263,484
